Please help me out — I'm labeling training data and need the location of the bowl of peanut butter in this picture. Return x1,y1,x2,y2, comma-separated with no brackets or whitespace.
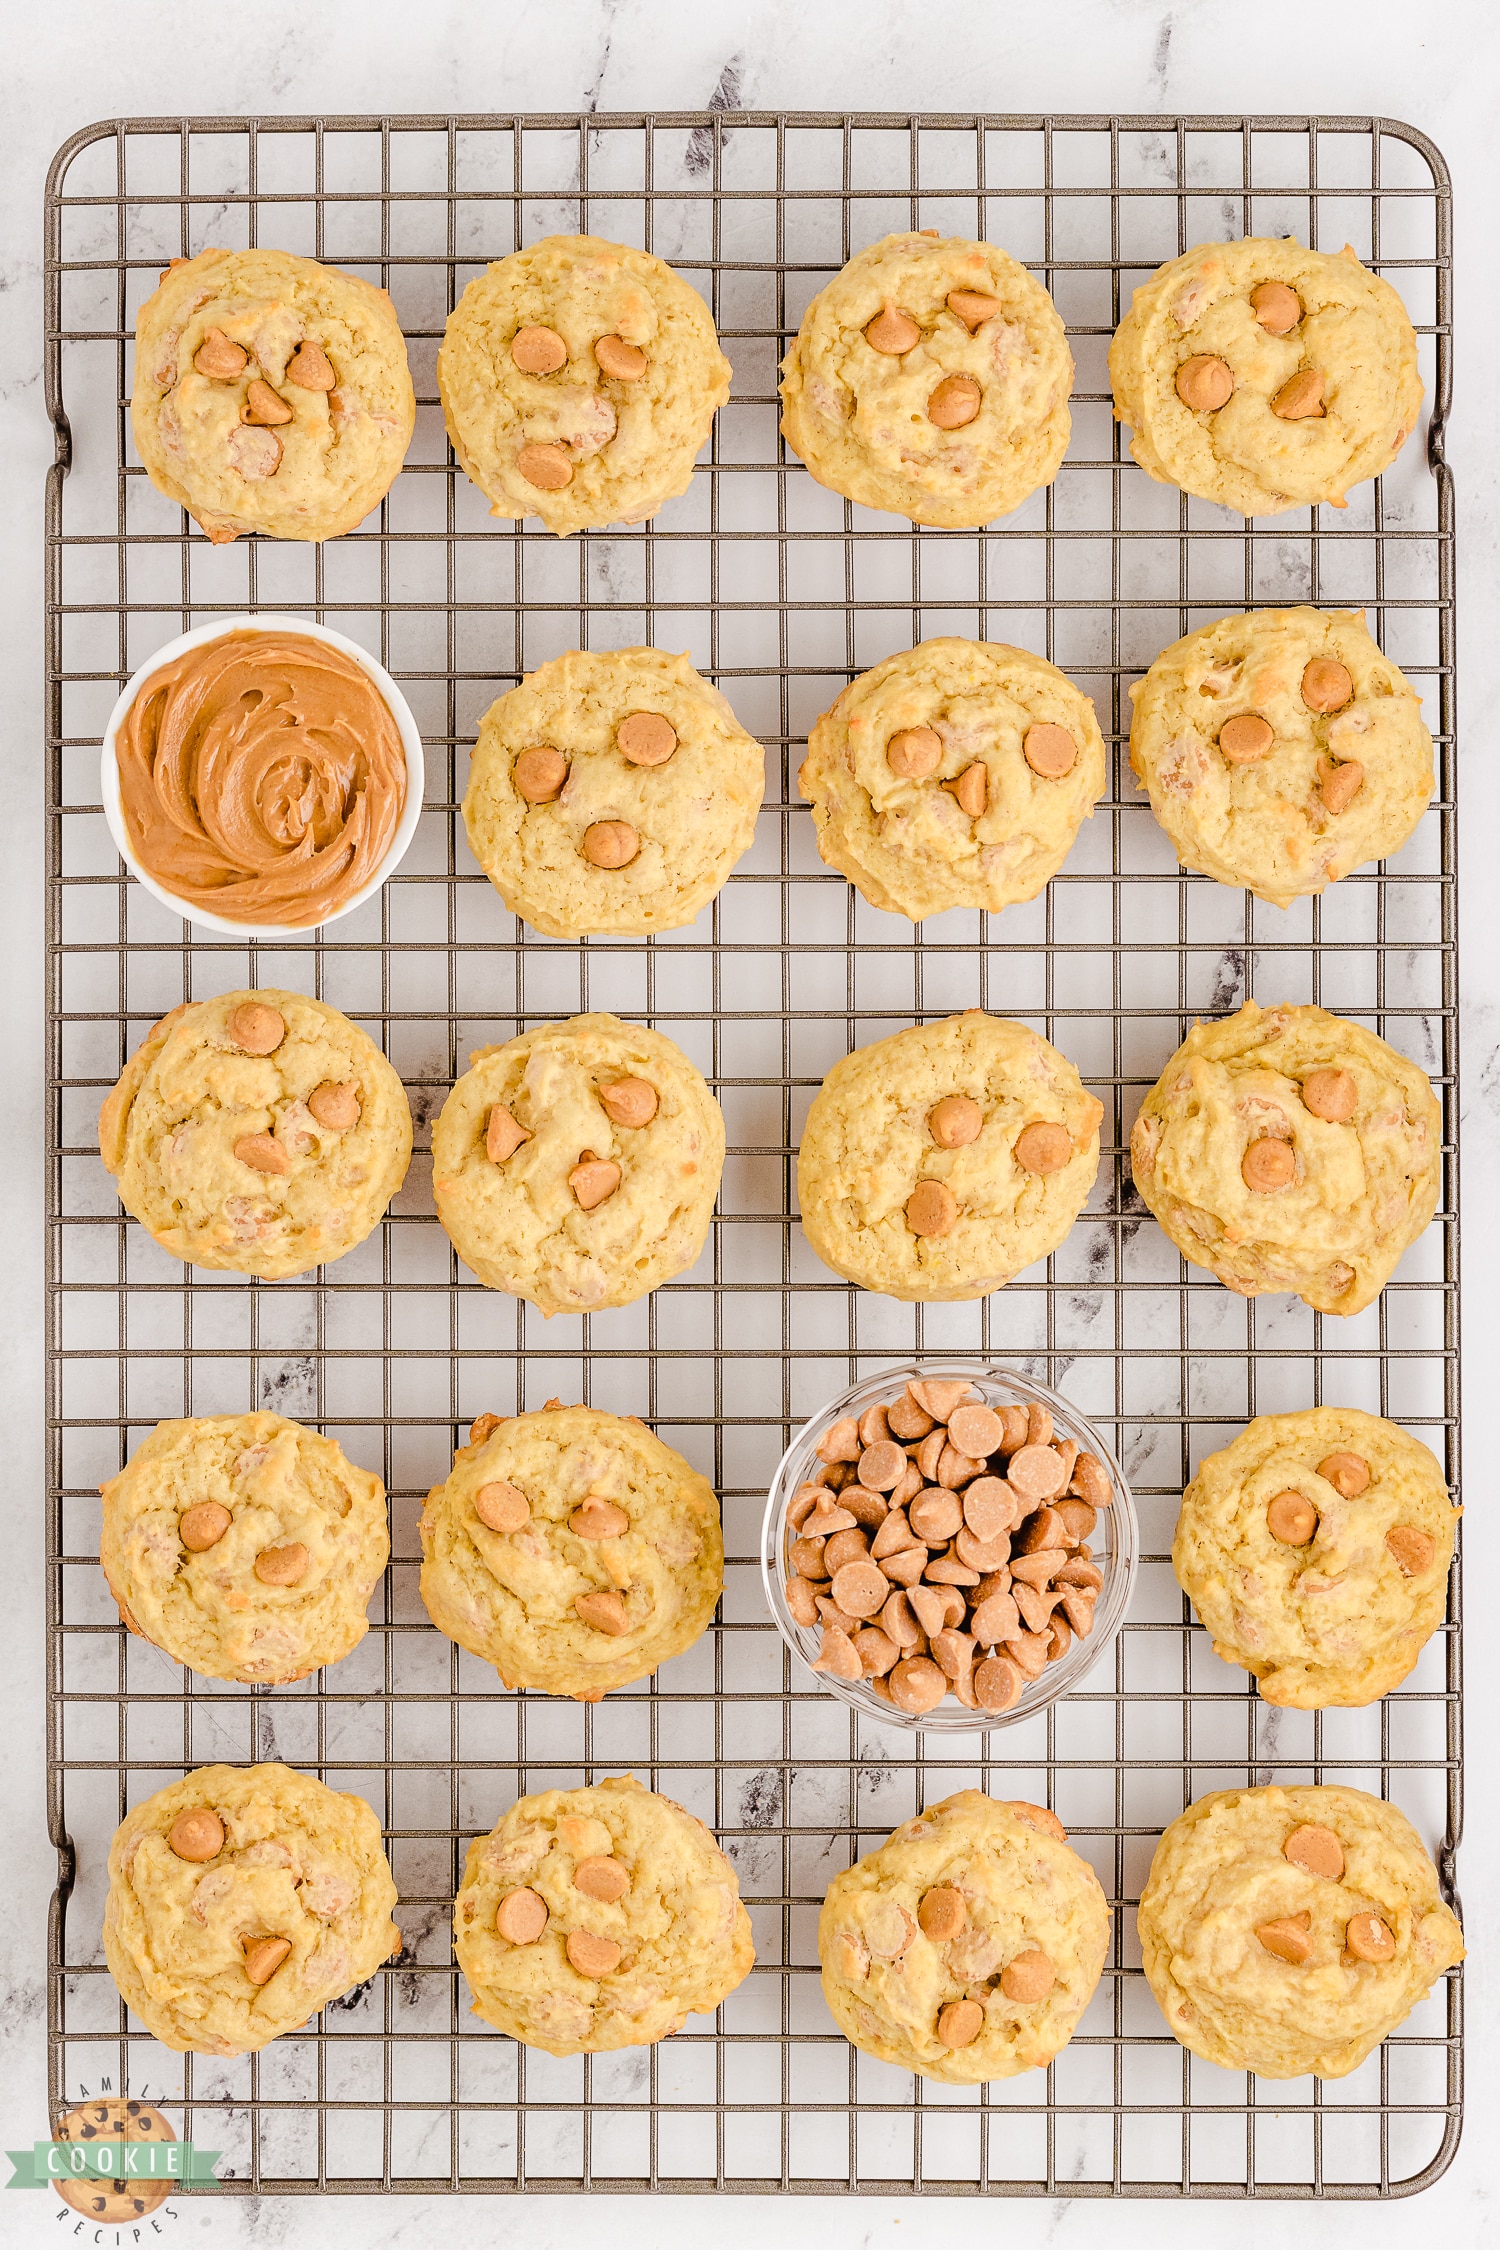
101,614,424,936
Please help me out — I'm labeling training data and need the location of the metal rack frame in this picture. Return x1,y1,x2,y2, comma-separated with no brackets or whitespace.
43,110,1459,2199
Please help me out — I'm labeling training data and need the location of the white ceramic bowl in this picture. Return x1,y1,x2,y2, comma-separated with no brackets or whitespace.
100,613,425,938
761,1361,1138,1734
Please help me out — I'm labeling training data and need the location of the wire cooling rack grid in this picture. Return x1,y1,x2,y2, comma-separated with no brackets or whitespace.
43,112,1458,2199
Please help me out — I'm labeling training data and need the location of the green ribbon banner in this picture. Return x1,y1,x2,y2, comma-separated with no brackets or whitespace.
6,2141,221,2189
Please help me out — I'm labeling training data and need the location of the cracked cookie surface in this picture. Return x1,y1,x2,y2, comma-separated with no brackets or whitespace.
1129,1000,1441,1316
100,1413,389,1685
103,1762,400,2056
780,232,1072,526
99,988,412,1279
819,1791,1109,2082
132,248,414,544
1138,1784,1463,2078
1129,607,1433,906
438,234,730,534
801,637,1105,920
1110,237,1422,517
455,1774,752,2054
463,648,764,937
798,1013,1102,1301
432,1013,724,1315
1173,1408,1456,1708
419,1406,723,1698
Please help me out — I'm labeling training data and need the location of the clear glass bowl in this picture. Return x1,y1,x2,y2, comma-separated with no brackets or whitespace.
760,1361,1137,1734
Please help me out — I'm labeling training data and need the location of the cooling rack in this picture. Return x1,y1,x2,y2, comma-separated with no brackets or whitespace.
43,110,1458,2199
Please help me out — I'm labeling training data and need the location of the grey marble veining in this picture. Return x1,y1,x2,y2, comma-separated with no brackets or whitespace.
3,4,1497,2243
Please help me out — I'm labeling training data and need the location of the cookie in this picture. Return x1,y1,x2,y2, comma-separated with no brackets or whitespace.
102,1762,400,2056
462,647,764,938
431,1013,724,1315
132,248,414,544
419,1405,723,1698
780,231,1072,526
1128,607,1434,905
1173,1408,1456,1709
98,989,412,1280
1110,237,1422,517
800,637,1106,920
51,2099,176,2222
798,1013,1103,1302
438,234,730,535
454,1774,753,2055
1129,1000,1441,1316
1138,1784,1464,2079
100,1412,389,1685
819,1792,1108,2082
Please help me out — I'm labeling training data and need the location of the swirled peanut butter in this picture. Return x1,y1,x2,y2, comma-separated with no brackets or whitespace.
116,630,407,927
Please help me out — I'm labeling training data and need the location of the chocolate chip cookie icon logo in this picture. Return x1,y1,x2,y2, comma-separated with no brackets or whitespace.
51,2098,177,2219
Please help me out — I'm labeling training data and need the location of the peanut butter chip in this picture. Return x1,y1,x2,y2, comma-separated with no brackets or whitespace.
1175,355,1234,411
511,325,568,375
233,1133,291,1176
858,1439,908,1491
575,1589,630,1635
1302,1067,1357,1122
594,334,648,380
486,1105,532,1164
927,373,981,429
574,1855,630,1902
514,746,568,802
475,1480,531,1534
1318,1451,1371,1499
242,1936,292,1987
936,1997,985,2048
241,378,292,427
226,1001,285,1055
1386,1524,1435,1576
947,762,987,817
947,1404,1004,1459
1273,368,1326,420
1284,1824,1345,1881
1014,1121,1072,1176
906,1178,959,1238
886,725,943,779
469,1413,505,1446
973,1654,1024,1711
833,1560,895,1618
598,1077,658,1128
1301,657,1354,713
570,1497,630,1540
496,1887,548,1943
1007,1444,1068,1500
1219,712,1275,764
179,1501,231,1552
582,820,639,869
1242,1136,1296,1192
1000,1949,1055,2002
865,305,920,354
929,1094,982,1148
1006,1802,1067,1842
167,1808,224,1862
1320,760,1364,814
888,1655,947,1712
1257,1913,1313,1965
918,1885,967,1941
616,711,678,766
1250,280,1302,334
1023,723,1077,778
946,289,1005,331
308,1080,361,1131
517,443,572,490
285,339,336,390
569,1152,622,1209
909,1490,963,1542
1267,1490,1318,1545
1345,1913,1395,1964
193,328,249,379
254,1541,309,1586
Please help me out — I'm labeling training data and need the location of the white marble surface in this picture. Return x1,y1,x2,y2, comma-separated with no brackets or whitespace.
4,2,1499,2242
